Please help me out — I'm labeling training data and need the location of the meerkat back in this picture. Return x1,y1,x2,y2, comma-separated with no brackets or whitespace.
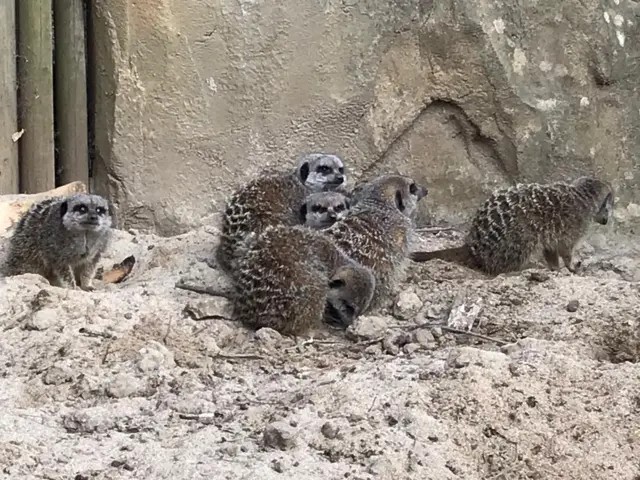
216,153,347,273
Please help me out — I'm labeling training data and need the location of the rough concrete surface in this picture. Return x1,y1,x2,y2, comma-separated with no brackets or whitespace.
1,222,640,479
89,0,640,234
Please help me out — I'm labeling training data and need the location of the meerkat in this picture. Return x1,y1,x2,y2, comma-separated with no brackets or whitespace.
227,225,375,336
301,191,350,229
410,176,614,275
323,174,428,310
1,194,114,290
215,153,347,273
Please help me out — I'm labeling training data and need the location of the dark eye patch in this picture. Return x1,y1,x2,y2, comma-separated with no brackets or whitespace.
96,207,106,215
338,167,344,174
409,183,417,195
328,278,345,289
73,204,88,214
311,205,323,213
335,204,345,212
317,165,331,174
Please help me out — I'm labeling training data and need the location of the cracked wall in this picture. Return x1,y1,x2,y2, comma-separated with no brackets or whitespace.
90,0,640,234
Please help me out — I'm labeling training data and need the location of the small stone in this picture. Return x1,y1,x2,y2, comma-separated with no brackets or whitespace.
430,327,443,338
255,327,282,347
393,289,423,321
413,329,435,346
263,421,296,450
403,343,420,355
183,296,232,321
106,373,145,398
24,308,58,331
346,315,389,341
204,339,221,357
270,459,289,473
566,300,579,312
321,421,340,439
43,365,73,385
382,337,400,355
137,341,175,372
528,271,550,283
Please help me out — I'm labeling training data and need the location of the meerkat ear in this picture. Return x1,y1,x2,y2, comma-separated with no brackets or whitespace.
395,190,405,212
299,162,310,183
595,192,613,225
60,200,68,218
344,199,350,210
299,203,308,223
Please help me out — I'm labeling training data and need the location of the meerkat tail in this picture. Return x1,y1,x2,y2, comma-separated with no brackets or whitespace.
410,245,475,268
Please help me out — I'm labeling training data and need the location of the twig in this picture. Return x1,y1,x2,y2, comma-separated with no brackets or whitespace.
175,280,233,299
415,226,457,233
440,326,508,346
215,353,265,361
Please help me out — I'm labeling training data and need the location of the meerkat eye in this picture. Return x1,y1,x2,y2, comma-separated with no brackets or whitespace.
319,207,328,213
96,207,106,215
73,204,88,214
311,205,323,213
317,165,331,174
409,183,417,195
335,204,345,212
338,167,344,174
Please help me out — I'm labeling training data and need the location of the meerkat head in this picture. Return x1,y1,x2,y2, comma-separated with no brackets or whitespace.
572,176,615,225
300,192,350,229
60,194,113,233
324,264,376,328
350,174,428,219
297,153,346,193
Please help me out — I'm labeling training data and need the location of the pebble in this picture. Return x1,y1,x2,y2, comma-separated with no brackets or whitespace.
346,315,388,341
393,289,423,321
321,421,340,439
263,421,296,450
566,299,580,312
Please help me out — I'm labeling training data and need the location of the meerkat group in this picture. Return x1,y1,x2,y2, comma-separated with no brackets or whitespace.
0,149,615,338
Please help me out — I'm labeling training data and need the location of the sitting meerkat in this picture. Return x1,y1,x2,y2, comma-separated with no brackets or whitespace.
1,193,114,290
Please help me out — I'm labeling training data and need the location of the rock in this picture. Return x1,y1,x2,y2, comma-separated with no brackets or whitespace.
183,297,232,321
254,328,282,347
346,315,389,341
414,329,436,347
393,289,423,321
566,300,580,312
321,421,340,440
42,365,74,385
263,421,297,450
89,0,640,234
137,341,175,372
403,343,421,355
105,373,146,398
24,308,58,331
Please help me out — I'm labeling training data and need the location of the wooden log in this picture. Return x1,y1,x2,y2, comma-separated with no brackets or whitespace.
16,0,55,193
0,180,86,237
0,0,19,194
54,0,89,186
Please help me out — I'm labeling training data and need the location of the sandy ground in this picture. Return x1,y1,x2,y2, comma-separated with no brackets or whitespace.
1,221,640,480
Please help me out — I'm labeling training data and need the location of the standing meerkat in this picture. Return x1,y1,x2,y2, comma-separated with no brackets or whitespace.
1,194,114,290
229,225,376,336
216,153,347,273
410,176,614,275
300,191,350,229
323,174,428,310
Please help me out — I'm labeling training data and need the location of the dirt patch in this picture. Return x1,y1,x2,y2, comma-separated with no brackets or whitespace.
1,225,639,479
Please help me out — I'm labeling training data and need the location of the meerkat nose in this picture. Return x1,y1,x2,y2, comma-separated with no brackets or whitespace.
329,211,337,219
335,174,344,184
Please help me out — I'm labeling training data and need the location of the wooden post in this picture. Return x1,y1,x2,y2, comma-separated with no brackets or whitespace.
17,0,55,193
0,0,19,194
54,0,89,186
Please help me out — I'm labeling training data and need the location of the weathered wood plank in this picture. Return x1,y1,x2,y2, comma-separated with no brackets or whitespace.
54,0,89,186
17,0,55,193
0,0,19,194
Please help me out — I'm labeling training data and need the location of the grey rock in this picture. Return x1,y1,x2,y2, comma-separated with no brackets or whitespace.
393,289,423,321
346,315,389,341
263,421,297,450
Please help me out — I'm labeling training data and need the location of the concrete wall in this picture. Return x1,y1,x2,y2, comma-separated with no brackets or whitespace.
90,0,640,235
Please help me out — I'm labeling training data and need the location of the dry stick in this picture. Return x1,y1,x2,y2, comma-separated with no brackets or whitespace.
175,280,233,299
415,226,457,233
